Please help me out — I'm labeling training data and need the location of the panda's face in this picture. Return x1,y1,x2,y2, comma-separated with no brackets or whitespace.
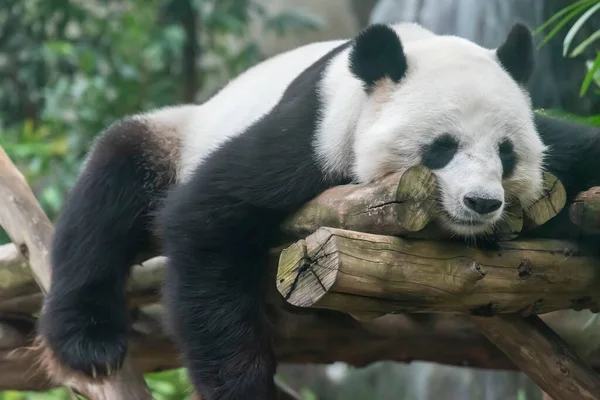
349,23,545,237
357,72,545,236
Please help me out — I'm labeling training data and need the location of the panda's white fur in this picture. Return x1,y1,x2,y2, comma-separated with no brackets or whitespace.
41,22,589,400
136,22,544,236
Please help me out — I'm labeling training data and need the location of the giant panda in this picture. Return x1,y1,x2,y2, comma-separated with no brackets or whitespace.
37,22,600,399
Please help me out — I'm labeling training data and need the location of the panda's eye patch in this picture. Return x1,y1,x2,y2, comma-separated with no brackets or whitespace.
499,139,516,178
421,133,459,170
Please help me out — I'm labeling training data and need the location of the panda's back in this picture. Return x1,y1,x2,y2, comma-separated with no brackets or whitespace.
136,22,437,183
177,39,346,181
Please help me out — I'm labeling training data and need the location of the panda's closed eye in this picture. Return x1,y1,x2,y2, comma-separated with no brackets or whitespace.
499,139,516,178
421,133,459,170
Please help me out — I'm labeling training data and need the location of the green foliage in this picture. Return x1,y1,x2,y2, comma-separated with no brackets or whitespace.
145,369,194,400
535,0,600,97
0,389,70,400
0,0,321,228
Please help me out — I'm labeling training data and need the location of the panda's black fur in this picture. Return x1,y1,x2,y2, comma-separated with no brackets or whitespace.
38,23,600,400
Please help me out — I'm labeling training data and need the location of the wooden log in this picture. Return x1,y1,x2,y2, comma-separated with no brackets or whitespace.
5,247,600,394
283,167,566,241
524,172,567,228
282,166,438,238
0,145,152,400
0,244,165,314
469,314,600,400
277,227,600,320
570,187,600,234
5,309,600,392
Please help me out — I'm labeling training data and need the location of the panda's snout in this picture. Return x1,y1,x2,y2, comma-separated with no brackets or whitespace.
463,196,503,215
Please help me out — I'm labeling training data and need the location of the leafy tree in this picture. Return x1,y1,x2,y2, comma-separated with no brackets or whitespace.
535,0,600,125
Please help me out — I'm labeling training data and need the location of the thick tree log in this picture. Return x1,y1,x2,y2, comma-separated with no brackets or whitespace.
0,167,573,315
0,145,152,400
469,314,600,400
4,247,600,393
524,172,567,228
2,244,600,393
282,166,438,238
277,227,600,320
283,166,567,241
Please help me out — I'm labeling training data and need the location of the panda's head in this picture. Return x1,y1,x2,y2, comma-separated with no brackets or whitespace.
349,23,545,236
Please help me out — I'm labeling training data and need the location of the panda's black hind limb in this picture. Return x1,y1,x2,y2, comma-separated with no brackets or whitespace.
37,117,177,378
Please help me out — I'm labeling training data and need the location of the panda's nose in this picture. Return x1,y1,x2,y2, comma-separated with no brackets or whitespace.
463,196,503,215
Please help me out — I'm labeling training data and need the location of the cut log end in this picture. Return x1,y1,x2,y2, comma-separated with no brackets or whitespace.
569,186,600,234
393,165,437,231
277,232,338,308
525,172,567,228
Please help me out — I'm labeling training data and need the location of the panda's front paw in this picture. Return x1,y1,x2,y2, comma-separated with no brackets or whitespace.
38,294,128,379
53,322,127,378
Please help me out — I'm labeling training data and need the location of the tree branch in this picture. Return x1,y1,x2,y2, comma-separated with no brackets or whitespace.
0,145,152,400
4,308,600,392
469,314,600,400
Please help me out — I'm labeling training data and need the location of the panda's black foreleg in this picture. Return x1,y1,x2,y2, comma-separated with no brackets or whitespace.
160,186,279,399
37,118,176,378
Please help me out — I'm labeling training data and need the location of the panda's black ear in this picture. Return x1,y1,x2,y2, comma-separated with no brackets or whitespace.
496,22,535,85
349,24,408,93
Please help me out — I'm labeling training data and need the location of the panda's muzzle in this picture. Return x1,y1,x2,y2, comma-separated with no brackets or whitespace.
462,196,503,215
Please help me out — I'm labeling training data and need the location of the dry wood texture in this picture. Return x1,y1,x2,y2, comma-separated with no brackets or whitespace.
525,173,567,228
0,145,152,400
4,249,600,393
277,228,600,319
282,166,438,237
283,167,568,241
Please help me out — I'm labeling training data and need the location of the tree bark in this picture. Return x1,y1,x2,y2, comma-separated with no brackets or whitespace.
5,308,600,392
283,167,567,242
277,227,600,319
469,314,600,400
570,187,600,234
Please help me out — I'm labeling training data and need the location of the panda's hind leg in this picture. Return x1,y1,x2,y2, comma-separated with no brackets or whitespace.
37,117,178,379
